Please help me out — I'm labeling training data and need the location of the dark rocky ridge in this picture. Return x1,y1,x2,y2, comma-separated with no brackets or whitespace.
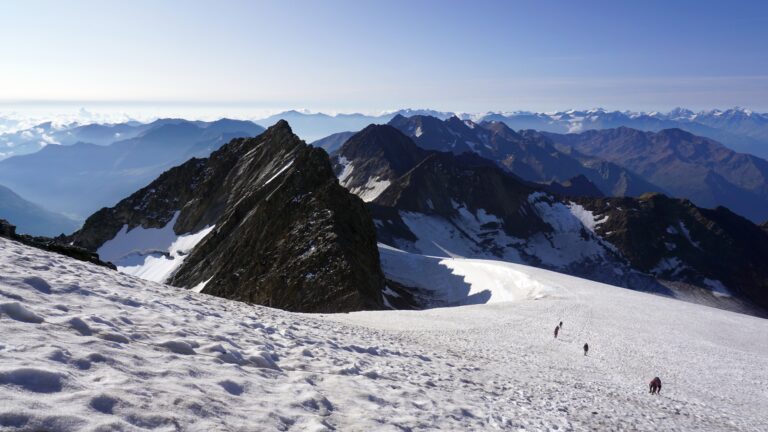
331,124,430,199
71,121,385,313
332,125,551,237
0,219,114,269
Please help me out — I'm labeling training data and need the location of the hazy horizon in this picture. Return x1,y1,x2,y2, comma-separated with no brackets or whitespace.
2,0,767,113
1,101,765,124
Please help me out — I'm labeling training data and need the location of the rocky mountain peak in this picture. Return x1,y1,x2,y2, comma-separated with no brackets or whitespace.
339,125,427,169
71,121,386,312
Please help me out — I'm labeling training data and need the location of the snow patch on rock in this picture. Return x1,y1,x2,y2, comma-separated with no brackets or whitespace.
97,212,215,283
264,160,293,185
350,177,391,202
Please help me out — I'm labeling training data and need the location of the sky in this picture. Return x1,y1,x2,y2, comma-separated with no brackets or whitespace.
1,0,767,114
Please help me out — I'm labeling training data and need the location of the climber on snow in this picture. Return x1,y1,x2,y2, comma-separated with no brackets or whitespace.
554,325,559,339
583,343,589,356
649,377,662,395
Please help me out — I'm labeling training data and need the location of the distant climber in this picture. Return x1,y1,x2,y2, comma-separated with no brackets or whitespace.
649,377,662,395
583,343,589,356
554,325,559,339
559,321,563,329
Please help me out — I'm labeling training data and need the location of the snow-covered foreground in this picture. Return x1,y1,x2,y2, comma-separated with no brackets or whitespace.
1,238,767,431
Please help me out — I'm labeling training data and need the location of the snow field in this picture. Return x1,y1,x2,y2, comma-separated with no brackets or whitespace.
1,237,767,431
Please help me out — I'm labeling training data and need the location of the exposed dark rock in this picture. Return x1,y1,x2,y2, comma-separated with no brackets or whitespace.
373,151,550,239
0,219,114,269
70,121,385,313
331,124,430,201
574,193,768,312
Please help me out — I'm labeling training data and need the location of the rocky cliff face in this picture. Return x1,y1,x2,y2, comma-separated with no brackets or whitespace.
71,121,385,313
574,193,768,313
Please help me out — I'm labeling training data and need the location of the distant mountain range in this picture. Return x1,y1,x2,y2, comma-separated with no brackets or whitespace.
2,107,768,313
0,184,79,236
543,127,768,223
332,124,768,315
257,107,768,158
310,131,356,154
475,107,768,159
388,114,665,198
3,106,767,160
374,115,768,223
4,110,767,232
0,119,264,220
254,109,454,142
0,120,151,160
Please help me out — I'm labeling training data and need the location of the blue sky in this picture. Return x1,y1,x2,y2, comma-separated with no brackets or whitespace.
1,0,767,113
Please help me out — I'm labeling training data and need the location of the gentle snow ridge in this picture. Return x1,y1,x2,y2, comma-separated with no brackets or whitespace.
378,245,552,307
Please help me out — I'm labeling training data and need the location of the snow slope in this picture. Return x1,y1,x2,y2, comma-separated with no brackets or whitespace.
1,237,767,431
386,194,623,272
335,157,391,202
96,212,215,284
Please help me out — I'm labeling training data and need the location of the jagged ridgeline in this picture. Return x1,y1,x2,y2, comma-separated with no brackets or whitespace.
70,121,385,312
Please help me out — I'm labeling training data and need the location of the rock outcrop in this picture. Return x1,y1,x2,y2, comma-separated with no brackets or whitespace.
71,121,385,313
0,219,113,269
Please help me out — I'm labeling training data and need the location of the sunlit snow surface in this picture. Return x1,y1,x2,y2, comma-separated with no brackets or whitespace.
0,237,767,431
335,157,391,202
96,212,215,283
